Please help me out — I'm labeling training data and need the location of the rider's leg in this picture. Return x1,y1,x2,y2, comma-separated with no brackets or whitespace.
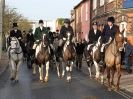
99,44,106,66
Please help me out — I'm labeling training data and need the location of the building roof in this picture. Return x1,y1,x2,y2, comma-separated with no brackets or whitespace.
74,0,88,9
123,0,133,8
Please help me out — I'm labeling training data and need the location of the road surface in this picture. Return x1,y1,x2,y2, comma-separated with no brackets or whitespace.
0,63,128,99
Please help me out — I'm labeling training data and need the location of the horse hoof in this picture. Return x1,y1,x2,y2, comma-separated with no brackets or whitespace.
10,77,15,81
15,80,19,83
62,75,65,78
58,76,62,79
108,88,111,91
44,77,49,83
67,79,71,83
40,80,44,83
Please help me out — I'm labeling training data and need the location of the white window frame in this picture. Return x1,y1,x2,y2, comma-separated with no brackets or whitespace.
86,3,88,21
100,0,105,6
108,0,114,3
120,22,127,37
93,0,97,10
81,5,83,22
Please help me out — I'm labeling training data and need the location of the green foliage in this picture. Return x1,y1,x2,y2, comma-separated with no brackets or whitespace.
57,18,64,26
3,6,32,35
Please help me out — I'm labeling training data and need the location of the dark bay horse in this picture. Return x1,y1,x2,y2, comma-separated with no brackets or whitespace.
26,40,35,69
63,32,76,82
105,30,124,91
34,34,50,82
54,37,65,78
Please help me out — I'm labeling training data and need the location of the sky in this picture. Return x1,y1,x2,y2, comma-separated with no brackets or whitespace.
6,0,80,20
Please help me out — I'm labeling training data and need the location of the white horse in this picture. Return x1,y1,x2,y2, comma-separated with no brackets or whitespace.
8,37,23,82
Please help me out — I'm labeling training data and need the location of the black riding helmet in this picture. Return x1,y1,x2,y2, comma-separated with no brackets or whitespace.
64,19,70,24
107,16,115,23
39,20,44,24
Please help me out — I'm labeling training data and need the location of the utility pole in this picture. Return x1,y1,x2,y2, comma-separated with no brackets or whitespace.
0,0,5,59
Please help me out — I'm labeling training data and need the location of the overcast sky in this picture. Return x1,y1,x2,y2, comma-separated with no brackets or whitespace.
6,0,80,20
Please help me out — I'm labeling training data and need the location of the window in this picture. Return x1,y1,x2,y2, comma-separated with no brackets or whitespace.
108,0,114,3
93,0,97,10
120,22,127,37
86,3,88,21
100,0,105,6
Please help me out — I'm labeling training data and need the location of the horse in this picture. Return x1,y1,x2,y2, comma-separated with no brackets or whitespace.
84,37,102,80
34,34,50,82
8,37,23,82
54,37,65,79
105,30,124,91
63,32,76,82
26,40,35,69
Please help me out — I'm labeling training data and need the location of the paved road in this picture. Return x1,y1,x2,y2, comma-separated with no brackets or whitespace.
0,63,128,99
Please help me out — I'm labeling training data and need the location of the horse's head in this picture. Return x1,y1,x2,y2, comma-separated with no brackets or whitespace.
66,32,71,41
42,33,48,47
96,36,102,47
115,29,125,51
10,37,20,49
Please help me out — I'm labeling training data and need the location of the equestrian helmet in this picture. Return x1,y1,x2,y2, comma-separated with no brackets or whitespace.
107,16,115,23
64,19,70,24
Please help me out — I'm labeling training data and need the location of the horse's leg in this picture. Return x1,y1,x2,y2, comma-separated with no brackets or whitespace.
61,60,65,78
10,60,16,80
33,63,36,75
45,61,49,82
87,60,92,78
66,62,70,82
69,61,74,81
100,66,106,84
15,60,22,82
39,64,43,82
10,60,16,81
116,64,121,91
111,66,115,87
56,62,61,78
93,60,100,79
107,67,111,91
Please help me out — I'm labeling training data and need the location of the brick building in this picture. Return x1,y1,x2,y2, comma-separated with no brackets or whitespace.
91,0,133,44
73,0,91,41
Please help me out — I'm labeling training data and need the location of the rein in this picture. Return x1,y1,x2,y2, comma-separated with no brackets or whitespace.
10,47,23,54
111,40,119,57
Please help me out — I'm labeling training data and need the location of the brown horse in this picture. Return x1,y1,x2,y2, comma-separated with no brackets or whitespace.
105,30,124,91
34,34,50,82
63,32,76,82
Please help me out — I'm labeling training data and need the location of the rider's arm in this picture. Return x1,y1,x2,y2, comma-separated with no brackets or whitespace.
18,30,22,40
34,28,39,42
88,30,93,43
60,26,65,39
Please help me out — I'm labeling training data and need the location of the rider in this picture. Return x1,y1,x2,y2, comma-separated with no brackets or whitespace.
100,16,120,66
47,27,54,49
26,29,35,45
88,22,101,44
9,23,25,52
57,19,74,57
33,20,48,49
60,19,74,43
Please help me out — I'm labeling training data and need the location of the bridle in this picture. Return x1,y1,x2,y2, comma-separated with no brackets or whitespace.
10,38,22,54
